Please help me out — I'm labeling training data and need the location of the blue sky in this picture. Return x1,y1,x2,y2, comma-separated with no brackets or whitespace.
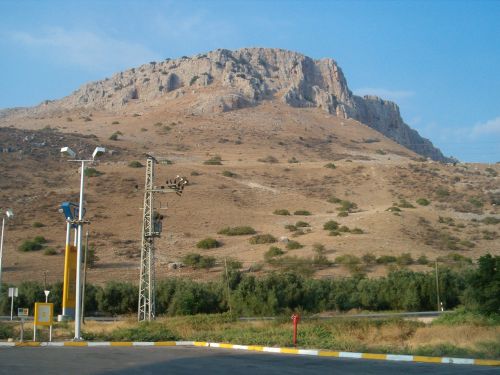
1,0,498,162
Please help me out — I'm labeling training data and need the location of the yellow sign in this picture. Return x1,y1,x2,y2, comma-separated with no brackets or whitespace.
34,303,53,326
62,245,77,310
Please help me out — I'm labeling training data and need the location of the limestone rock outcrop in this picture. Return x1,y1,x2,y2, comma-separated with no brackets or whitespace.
6,48,449,161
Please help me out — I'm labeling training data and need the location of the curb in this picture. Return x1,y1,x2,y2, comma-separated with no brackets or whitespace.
0,341,498,367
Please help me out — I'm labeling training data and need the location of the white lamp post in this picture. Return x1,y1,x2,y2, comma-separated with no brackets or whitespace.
0,208,14,296
61,146,105,340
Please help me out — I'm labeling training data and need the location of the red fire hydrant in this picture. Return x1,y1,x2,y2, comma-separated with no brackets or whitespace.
291,313,300,347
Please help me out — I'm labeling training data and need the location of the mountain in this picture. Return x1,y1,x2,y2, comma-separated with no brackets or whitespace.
5,48,448,161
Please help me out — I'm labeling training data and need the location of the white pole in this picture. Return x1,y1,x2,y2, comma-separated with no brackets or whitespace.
74,160,85,340
10,295,13,320
33,323,36,342
49,325,52,342
0,217,5,295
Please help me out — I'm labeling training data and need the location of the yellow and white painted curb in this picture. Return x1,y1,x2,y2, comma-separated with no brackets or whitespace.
0,341,498,367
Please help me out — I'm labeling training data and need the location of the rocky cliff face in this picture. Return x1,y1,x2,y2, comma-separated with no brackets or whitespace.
15,47,449,161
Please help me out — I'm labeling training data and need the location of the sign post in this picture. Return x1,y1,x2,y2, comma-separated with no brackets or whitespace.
8,287,18,320
291,313,300,347
17,308,28,342
34,302,54,342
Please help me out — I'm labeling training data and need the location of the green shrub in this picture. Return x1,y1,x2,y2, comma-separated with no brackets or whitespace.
285,224,297,232
286,240,303,250
109,132,119,141
249,234,277,245
32,222,45,228
104,323,179,342
416,198,430,206
398,199,415,208
468,197,484,208
182,253,216,269
196,238,220,249
396,253,414,266
19,237,44,252
435,187,450,198
416,255,429,265
362,253,377,264
376,149,386,155
386,206,401,212
288,157,299,163
323,220,339,231
84,168,103,177
0,323,14,339
264,246,285,261
111,121,119,124
222,170,237,177
43,248,58,256
257,155,279,163
273,209,290,216
294,210,311,216
350,228,364,234
481,217,500,225
324,163,336,169
295,221,310,228
339,226,350,232
329,230,341,236
203,156,222,165
377,255,397,264
217,226,256,236
338,200,357,212
337,211,349,217
128,161,144,168
327,196,341,204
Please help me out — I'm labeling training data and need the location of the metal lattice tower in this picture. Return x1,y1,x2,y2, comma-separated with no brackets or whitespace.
138,155,188,322
138,156,158,321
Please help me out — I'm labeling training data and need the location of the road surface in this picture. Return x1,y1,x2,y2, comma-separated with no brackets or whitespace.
0,346,497,374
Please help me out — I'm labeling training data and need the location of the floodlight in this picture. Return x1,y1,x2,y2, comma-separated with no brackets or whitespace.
5,209,13,219
60,147,76,158
92,147,106,160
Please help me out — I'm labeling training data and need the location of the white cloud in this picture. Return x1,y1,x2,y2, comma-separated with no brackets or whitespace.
471,116,500,137
353,87,415,102
8,27,160,71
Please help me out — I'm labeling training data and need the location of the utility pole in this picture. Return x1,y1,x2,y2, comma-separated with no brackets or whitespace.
138,155,188,321
435,260,441,312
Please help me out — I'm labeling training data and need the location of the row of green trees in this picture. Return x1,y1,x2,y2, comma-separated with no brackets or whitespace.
1,254,497,317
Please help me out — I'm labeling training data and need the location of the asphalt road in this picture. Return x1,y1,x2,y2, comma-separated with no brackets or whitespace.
0,347,497,375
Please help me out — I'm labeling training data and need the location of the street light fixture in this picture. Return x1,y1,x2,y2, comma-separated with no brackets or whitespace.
0,208,14,296
60,146,105,340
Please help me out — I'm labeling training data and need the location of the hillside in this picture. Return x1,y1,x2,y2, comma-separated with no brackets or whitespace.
0,48,498,286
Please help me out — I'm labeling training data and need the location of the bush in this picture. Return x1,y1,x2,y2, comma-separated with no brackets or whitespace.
468,197,484,208
273,209,290,216
416,198,431,206
286,240,303,250
362,253,377,264
182,253,216,269
398,199,415,208
0,323,14,339
32,222,45,228
196,238,220,249
43,248,58,256
482,217,500,225
96,281,137,315
19,240,43,252
350,228,364,234
338,200,357,212
324,163,336,169
386,206,401,212
285,224,297,232
327,196,341,204
204,156,222,165
249,234,277,245
222,170,237,177
396,253,414,266
264,246,285,261
288,157,299,163
417,255,429,265
33,236,47,244
109,132,120,141
295,221,309,228
217,226,256,236
111,121,119,125
377,255,397,264
84,168,103,177
257,155,279,163
323,220,339,231
294,210,311,216
190,75,199,85
337,211,349,217
128,161,144,168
